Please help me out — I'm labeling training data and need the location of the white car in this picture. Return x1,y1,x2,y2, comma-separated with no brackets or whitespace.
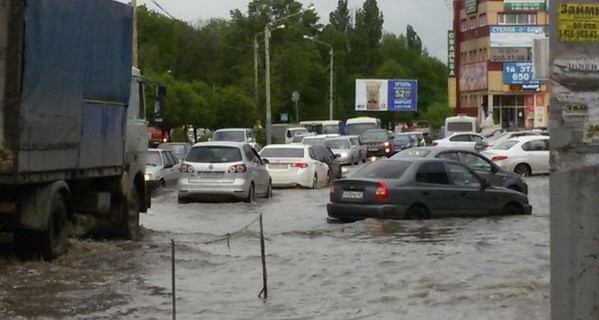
177,142,271,203
432,132,489,152
259,144,330,188
481,135,550,176
145,148,182,189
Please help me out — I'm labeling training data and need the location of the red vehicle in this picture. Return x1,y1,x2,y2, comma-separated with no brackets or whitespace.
148,127,169,147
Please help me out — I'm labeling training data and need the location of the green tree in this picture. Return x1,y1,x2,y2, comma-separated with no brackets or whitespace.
212,87,259,128
350,0,384,74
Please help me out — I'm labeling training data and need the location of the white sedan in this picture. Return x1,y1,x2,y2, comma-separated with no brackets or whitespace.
432,132,489,152
481,135,549,176
259,144,330,188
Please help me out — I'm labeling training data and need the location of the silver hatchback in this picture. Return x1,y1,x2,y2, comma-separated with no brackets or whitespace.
177,142,272,203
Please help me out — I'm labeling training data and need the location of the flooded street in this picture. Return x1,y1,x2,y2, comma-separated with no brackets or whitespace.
0,165,550,319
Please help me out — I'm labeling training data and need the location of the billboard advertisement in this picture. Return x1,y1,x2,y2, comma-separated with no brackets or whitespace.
459,62,487,91
503,62,545,84
355,79,418,112
490,47,531,62
490,26,547,47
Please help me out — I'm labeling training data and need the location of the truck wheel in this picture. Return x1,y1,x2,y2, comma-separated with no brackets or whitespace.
122,186,140,240
42,193,68,260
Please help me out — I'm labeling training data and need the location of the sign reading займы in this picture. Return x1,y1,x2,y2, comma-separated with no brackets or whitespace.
355,79,418,112
558,3,599,42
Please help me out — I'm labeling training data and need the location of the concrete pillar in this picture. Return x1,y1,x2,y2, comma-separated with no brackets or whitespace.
550,1,599,319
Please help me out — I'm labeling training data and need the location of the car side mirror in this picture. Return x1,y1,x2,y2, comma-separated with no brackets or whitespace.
164,163,174,169
481,178,491,190
262,158,270,164
334,154,341,159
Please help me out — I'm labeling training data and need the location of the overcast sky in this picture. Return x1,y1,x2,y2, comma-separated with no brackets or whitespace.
128,0,453,62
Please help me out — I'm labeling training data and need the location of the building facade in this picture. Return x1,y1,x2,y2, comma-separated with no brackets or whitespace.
452,0,549,129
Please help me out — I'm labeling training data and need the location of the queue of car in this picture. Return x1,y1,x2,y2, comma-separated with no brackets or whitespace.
145,124,549,223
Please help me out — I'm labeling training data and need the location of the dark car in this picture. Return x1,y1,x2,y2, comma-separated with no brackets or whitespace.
390,146,528,194
327,158,532,222
157,142,192,161
359,129,395,158
311,144,342,181
392,133,414,151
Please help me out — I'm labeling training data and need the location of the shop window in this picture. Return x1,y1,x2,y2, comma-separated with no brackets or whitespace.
461,19,468,31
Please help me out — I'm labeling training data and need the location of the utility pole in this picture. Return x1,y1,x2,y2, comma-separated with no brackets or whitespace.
131,0,138,67
550,1,599,319
328,46,334,120
264,25,272,145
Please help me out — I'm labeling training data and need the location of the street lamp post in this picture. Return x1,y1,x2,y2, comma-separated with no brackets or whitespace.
303,36,334,120
264,4,315,145
254,32,262,105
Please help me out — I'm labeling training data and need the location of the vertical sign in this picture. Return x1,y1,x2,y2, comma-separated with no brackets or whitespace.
448,30,456,77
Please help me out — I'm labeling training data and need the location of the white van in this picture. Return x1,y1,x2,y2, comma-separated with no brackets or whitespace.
344,117,381,136
299,120,324,134
285,127,309,144
444,115,479,137
321,120,341,134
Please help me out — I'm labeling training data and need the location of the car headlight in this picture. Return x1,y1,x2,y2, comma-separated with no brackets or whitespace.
145,173,154,181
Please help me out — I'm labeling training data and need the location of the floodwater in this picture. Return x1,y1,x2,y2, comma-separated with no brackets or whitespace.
0,168,550,320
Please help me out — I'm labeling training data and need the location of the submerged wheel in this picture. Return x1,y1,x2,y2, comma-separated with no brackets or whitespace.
122,186,140,240
502,203,524,215
265,181,273,198
244,183,255,203
42,192,68,260
405,204,430,220
514,163,531,177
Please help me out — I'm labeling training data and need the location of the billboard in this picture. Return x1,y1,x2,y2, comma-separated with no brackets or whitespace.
490,26,547,47
504,0,546,11
459,62,487,91
503,62,544,84
355,79,418,112
490,47,531,62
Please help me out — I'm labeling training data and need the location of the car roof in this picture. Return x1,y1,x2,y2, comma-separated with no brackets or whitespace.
509,135,550,142
191,141,247,148
262,144,307,149
158,142,190,146
213,128,252,132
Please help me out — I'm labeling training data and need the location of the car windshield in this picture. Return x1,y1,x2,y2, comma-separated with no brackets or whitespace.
325,139,350,149
186,146,242,163
345,123,377,136
394,135,412,144
447,122,474,132
395,148,431,158
212,130,245,142
159,144,186,155
487,132,510,142
353,160,411,179
302,137,325,145
494,140,519,150
146,151,162,166
361,130,388,141
260,148,304,158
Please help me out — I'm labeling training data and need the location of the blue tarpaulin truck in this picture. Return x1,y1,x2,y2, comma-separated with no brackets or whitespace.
0,0,149,259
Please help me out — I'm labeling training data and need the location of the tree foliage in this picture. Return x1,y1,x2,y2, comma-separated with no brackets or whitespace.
135,0,449,132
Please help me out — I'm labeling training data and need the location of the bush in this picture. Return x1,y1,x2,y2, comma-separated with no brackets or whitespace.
255,128,266,146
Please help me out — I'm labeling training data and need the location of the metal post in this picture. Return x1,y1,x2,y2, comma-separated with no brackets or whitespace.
254,35,259,105
171,239,176,320
131,0,138,67
264,25,272,145
329,47,334,120
549,1,599,319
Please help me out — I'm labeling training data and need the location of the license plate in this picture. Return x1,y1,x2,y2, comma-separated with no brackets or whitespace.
199,172,224,179
342,191,363,199
368,147,378,152
268,163,288,169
